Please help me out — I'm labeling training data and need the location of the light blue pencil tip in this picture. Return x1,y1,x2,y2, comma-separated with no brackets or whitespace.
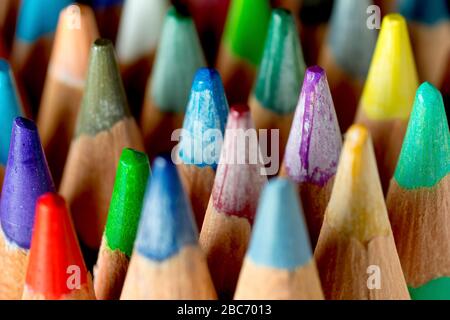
16,0,72,42
134,154,198,261
0,59,23,166
328,0,377,80
248,178,313,270
178,68,229,169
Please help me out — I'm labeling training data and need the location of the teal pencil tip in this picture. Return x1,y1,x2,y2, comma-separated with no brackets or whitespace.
0,60,23,166
398,0,449,25
150,6,206,113
394,82,450,189
254,8,306,114
16,0,72,42
248,178,313,270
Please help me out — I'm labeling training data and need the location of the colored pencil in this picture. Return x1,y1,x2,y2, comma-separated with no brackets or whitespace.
187,0,230,65
59,39,144,267
11,0,72,114
37,4,99,187
91,0,124,44
249,8,306,161
314,124,410,300
199,104,267,299
0,59,24,193
177,67,229,229
217,0,271,104
121,154,217,300
386,82,450,300
318,0,377,131
398,0,450,88
0,117,55,299
355,14,419,193
116,0,169,117
140,6,206,160
234,178,324,300
281,66,342,247
22,193,95,300
94,148,150,300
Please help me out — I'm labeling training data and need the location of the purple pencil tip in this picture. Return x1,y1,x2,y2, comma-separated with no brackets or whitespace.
0,117,55,249
284,66,342,186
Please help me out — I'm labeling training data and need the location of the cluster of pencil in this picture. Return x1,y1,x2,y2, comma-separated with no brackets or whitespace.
0,0,449,300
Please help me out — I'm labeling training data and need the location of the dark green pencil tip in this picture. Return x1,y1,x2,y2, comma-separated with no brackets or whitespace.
76,38,131,137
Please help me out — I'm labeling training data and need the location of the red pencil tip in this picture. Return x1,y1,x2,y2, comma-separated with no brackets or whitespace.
25,193,89,299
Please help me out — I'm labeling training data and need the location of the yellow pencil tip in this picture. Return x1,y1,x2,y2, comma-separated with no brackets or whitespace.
359,14,419,121
325,125,390,242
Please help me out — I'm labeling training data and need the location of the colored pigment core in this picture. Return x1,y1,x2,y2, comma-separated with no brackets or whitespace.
254,8,305,114
408,277,450,300
105,148,150,257
76,39,131,137
394,82,450,189
222,0,271,66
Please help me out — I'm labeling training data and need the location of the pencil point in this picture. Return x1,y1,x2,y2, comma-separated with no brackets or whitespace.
328,0,377,79
222,0,271,66
49,4,99,84
179,68,229,168
253,8,305,114
326,124,390,243
135,154,198,261
360,14,418,120
0,60,23,166
104,149,150,257
248,178,312,270
25,193,89,299
394,82,450,189
284,66,342,186
212,104,267,222
15,0,72,42
0,117,55,249
150,6,206,113
76,38,130,136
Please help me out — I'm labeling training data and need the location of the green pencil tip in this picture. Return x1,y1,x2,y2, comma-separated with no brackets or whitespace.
254,8,306,114
104,148,150,257
76,38,131,137
394,82,450,189
222,0,271,66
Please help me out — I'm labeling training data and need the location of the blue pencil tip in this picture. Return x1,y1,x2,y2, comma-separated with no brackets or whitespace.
0,60,23,166
178,68,229,169
248,178,313,270
134,154,198,261
16,0,72,42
